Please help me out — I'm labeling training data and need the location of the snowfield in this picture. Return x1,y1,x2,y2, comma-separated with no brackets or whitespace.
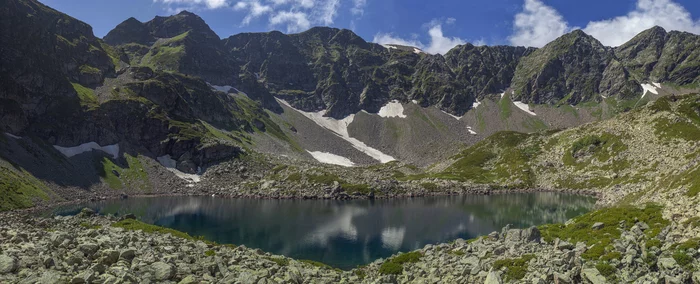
208,83,234,93
513,101,537,116
472,100,482,109
306,151,355,167
156,155,201,183
277,99,396,163
377,100,407,118
641,83,660,98
53,142,120,159
441,109,462,120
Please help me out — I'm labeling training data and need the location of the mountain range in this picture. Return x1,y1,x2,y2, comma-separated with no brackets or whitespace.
0,0,699,211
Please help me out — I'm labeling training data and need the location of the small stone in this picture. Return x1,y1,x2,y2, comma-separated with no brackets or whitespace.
556,240,574,250
0,254,18,274
100,250,120,265
591,222,604,230
78,243,99,256
152,261,175,281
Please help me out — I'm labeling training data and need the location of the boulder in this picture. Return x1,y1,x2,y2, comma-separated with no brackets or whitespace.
0,254,18,274
658,258,678,270
591,222,604,230
484,269,503,284
152,261,176,281
581,268,606,284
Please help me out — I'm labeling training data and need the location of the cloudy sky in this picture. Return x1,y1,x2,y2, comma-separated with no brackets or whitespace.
41,0,700,54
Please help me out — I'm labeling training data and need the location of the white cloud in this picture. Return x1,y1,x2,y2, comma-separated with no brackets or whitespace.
270,11,311,32
583,0,700,46
509,0,700,47
508,0,571,47
232,0,343,33
445,17,456,25
373,19,466,55
234,1,273,25
156,0,229,9
351,0,367,15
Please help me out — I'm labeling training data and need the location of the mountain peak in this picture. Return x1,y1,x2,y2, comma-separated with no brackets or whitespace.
177,10,196,16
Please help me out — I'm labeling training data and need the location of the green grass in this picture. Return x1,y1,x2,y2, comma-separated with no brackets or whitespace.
0,166,53,211
654,117,700,142
499,93,513,120
71,82,98,108
204,250,216,257
95,155,151,192
420,182,439,191
379,262,403,275
79,64,101,74
492,254,535,281
595,262,616,278
286,173,302,182
307,173,345,185
112,219,198,240
538,204,668,260
79,222,101,230
673,252,693,267
341,183,371,195
379,251,423,275
299,259,333,269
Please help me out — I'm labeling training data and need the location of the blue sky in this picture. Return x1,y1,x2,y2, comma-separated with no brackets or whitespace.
40,0,700,53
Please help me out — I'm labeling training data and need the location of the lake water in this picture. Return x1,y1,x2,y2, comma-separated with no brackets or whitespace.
52,193,596,270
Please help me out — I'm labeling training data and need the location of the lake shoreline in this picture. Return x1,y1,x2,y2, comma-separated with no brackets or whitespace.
11,186,601,217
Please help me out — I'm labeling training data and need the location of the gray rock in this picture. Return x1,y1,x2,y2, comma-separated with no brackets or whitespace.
152,261,175,281
591,222,604,230
78,243,99,256
179,275,198,284
556,240,574,250
119,249,136,261
484,269,502,284
0,254,18,274
100,250,120,265
658,258,678,270
581,268,607,284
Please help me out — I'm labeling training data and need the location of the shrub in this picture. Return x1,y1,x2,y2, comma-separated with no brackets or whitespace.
595,262,616,278
492,254,535,281
379,262,403,275
204,250,215,257
673,252,693,267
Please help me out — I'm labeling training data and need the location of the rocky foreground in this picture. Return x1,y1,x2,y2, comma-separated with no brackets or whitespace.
1,207,700,284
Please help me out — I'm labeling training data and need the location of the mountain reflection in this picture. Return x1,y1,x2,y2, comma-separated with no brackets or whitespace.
53,192,595,269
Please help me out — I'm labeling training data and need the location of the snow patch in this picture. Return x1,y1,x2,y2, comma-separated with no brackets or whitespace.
277,99,396,163
500,92,506,99
413,48,423,54
513,101,536,116
377,100,407,118
467,127,477,135
411,100,419,104
641,83,659,98
306,151,355,167
652,82,662,88
157,155,201,183
208,83,234,93
4,133,21,139
382,44,397,50
472,100,481,109
53,142,119,159
441,110,462,120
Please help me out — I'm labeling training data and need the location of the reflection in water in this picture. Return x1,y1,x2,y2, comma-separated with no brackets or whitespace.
52,193,595,270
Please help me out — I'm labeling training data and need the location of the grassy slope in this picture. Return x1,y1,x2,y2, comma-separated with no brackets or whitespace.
0,157,59,211
419,94,700,202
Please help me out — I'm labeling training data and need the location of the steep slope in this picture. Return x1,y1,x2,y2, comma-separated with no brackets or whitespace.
0,0,116,134
511,30,637,104
615,26,700,86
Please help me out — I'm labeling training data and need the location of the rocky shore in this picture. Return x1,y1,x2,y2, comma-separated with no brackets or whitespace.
2,205,700,283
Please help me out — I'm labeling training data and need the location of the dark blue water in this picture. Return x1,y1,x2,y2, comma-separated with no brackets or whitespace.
52,193,595,269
